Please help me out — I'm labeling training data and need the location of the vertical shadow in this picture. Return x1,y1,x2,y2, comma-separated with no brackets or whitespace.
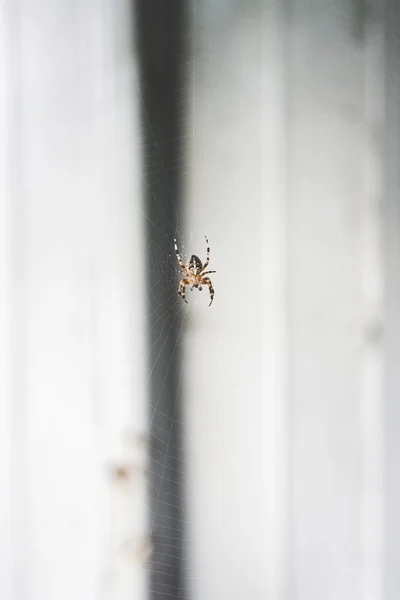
384,0,400,598
133,1,188,598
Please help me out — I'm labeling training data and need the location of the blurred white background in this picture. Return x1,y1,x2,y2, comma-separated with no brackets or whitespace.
1,0,400,599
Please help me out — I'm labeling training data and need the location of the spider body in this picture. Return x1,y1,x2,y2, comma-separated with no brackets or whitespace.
174,237,216,306
188,254,203,275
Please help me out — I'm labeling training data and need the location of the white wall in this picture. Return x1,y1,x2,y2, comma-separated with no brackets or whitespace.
0,0,396,599
184,2,287,599
0,1,148,599
287,2,384,600
184,1,385,599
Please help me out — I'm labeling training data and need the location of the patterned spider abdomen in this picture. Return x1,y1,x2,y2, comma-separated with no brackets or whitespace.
188,255,203,274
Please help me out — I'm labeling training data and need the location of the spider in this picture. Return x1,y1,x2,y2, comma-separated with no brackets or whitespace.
174,236,216,306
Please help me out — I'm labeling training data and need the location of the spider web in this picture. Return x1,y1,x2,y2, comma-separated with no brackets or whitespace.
140,145,218,600
135,4,202,597
141,204,211,600
133,1,241,597
142,212,194,600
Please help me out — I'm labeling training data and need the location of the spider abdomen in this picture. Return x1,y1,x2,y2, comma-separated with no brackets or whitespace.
188,255,203,274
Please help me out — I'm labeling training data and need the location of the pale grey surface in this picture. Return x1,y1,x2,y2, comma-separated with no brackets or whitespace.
1,0,399,599
184,0,387,599
1,1,147,599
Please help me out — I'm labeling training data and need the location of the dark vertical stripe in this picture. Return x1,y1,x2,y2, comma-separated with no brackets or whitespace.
384,0,400,597
133,1,188,598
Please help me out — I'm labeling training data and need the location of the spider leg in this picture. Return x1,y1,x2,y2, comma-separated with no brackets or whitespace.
178,279,189,304
202,270,216,275
201,277,215,307
199,236,210,272
174,238,188,272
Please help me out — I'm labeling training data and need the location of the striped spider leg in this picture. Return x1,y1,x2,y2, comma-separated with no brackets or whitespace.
201,277,215,306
